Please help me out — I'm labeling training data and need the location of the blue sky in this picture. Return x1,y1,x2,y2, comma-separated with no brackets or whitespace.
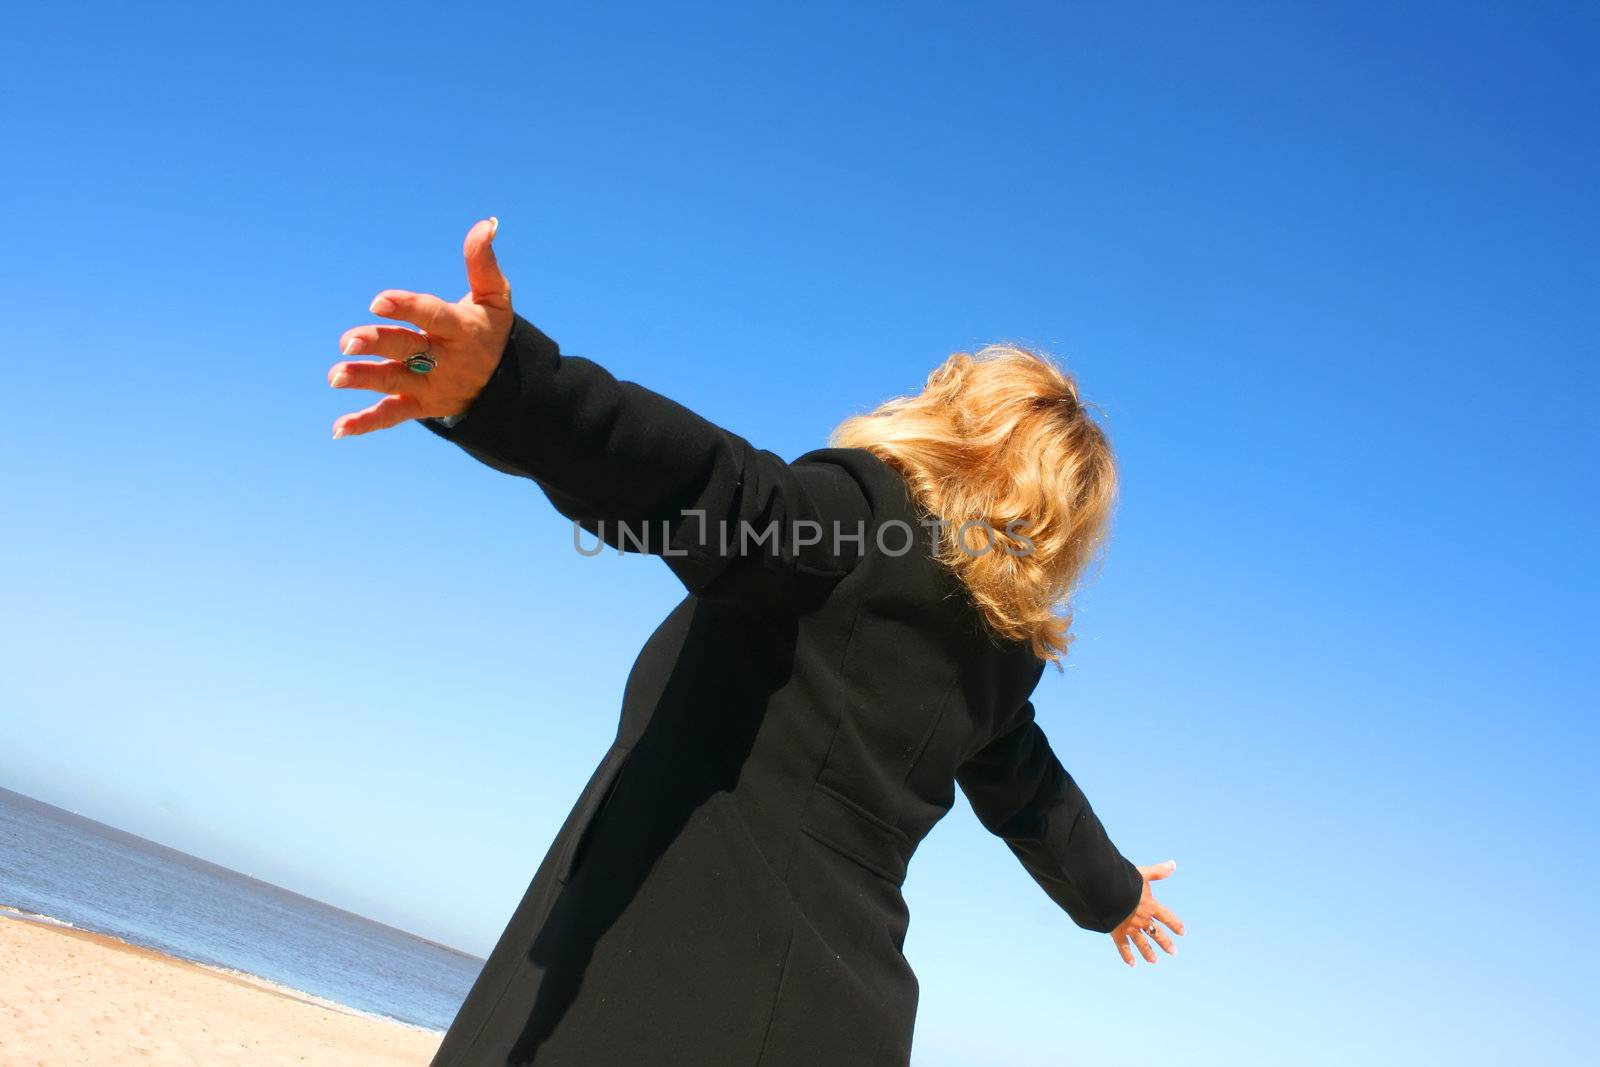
2,2,1595,1063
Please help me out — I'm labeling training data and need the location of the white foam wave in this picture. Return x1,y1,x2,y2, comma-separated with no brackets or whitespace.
0,903,77,928
199,963,444,1034
0,903,442,1035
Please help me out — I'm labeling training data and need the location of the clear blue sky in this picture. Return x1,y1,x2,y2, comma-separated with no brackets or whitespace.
2,3,1595,1064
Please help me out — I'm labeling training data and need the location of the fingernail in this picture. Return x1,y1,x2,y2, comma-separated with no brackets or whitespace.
370,295,395,315
330,371,349,389
342,338,360,355
488,216,499,239
332,424,345,439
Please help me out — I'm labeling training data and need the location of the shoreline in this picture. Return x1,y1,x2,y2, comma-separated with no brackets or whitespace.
0,787,482,965
0,908,443,1064
0,904,443,1034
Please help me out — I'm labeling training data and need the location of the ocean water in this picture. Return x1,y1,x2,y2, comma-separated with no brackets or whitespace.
0,786,482,1032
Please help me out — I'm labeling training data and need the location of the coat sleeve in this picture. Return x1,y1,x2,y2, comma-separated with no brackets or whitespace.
418,314,874,603
956,701,1145,933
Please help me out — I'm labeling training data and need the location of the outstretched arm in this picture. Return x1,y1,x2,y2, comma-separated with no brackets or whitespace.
957,701,1185,964
327,219,873,601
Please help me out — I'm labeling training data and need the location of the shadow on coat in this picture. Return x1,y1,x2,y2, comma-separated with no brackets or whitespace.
507,594,804,1061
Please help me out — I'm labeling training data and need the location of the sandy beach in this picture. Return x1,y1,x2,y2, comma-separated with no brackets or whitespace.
0,912,443,1065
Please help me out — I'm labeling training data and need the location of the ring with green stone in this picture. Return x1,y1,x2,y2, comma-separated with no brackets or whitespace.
405,351,436,374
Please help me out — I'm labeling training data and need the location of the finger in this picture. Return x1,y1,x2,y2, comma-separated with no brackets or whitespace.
1138,860,1178,882
1147,924,1177,955
463,217,511,309
329,359,423,397
333,393,423,438
1112,934,1135,968
1153,904,1186,937
1128,929,1158,964
369,290,469,339
339,325,432,361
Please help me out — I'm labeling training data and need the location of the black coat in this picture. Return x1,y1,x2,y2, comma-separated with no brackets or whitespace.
421,316,1144,1066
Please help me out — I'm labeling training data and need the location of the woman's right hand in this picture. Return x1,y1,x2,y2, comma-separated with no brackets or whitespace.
1109,860,1185,966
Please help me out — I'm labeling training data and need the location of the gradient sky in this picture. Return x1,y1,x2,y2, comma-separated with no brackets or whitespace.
2,3,1595,1064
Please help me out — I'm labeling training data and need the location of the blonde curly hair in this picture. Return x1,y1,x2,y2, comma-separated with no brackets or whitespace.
831,343,1116,664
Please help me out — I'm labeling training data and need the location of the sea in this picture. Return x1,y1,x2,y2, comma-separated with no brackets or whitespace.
0,786,482,1032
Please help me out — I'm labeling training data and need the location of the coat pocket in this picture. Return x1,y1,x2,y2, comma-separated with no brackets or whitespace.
555,742,633,884
798,782,913,886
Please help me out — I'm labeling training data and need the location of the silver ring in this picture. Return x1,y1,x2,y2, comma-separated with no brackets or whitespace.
405,348,436,374
1144,922,1159,936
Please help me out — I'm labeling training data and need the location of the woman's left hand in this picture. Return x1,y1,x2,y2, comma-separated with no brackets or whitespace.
1109,859,1185,966
328,217,514,438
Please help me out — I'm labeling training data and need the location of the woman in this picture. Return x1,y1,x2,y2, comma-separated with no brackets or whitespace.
329,219,1183,1066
